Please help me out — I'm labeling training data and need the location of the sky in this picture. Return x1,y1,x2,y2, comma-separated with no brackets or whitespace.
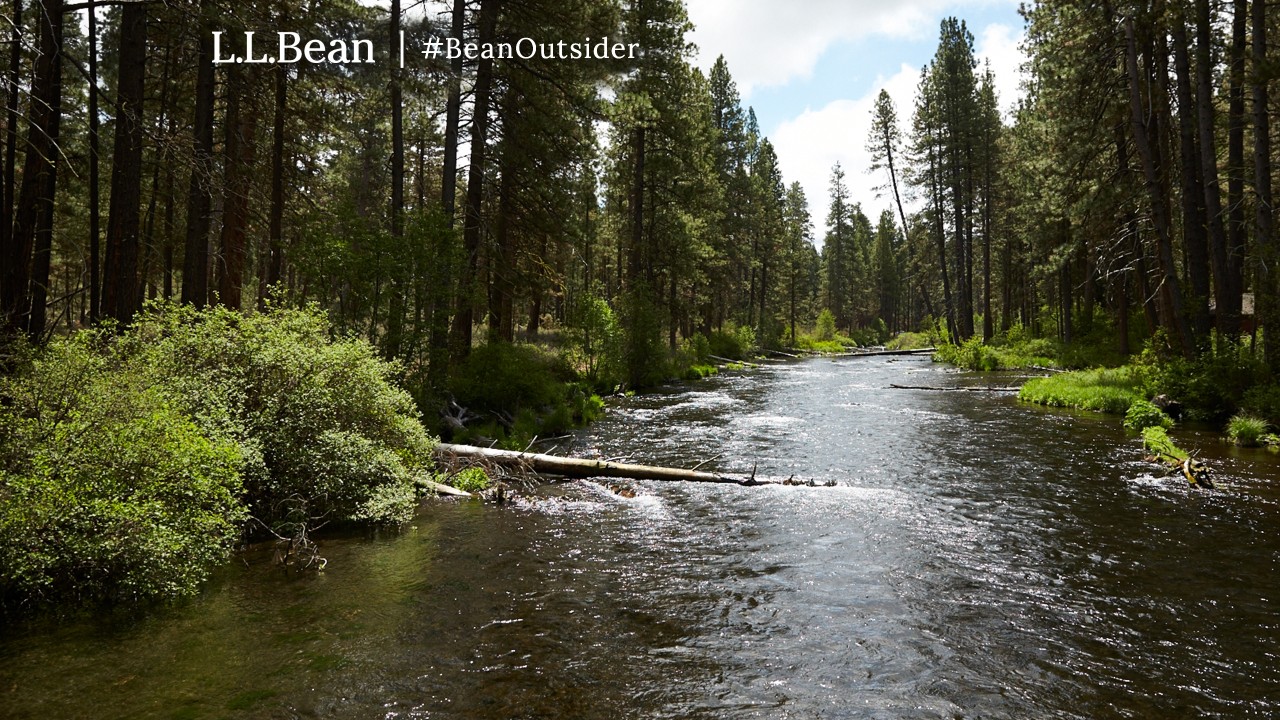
684,0,1028,236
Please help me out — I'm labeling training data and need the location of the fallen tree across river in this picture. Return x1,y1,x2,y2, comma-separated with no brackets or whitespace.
889,383,1021,392
434,443,829,487
832,347,936,358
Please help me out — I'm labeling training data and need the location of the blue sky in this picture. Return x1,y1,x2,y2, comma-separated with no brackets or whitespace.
686,0,1028,235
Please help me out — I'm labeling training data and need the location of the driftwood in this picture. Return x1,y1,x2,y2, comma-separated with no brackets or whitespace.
708,354,760,368
766,348,801,359
417,476,474,497
889,383,1020,392
832,347,936,358
434,443,821,486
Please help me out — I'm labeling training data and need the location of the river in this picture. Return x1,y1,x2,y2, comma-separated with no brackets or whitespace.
3,355,1280,718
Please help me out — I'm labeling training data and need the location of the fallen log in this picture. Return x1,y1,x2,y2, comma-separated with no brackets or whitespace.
766,348,801,359
889,383,1020,392
708,354,760,368
832,347,936,358
434,443,812,486
416,476,474,497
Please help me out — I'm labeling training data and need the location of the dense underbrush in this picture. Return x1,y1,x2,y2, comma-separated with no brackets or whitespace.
0,303,437,614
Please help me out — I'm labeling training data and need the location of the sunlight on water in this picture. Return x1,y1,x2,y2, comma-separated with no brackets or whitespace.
4,356,1280,719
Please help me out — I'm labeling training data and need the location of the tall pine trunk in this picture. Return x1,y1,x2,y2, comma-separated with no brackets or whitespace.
103,3,147,324
181,7,216,308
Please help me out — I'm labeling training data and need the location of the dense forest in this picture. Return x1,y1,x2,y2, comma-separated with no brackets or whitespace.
2,0,1278,391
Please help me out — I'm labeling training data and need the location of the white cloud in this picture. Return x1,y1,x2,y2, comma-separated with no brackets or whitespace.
975,23,1027,118
771,64,920,237
769,22,1027,237
688,0,976,98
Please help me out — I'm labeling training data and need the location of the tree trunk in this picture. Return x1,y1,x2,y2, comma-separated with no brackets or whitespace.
1254,0,1277,370
1195,0,1237,335
5,0,63,338
1226,0,1247,323
1124,17,1194,358
102,3,147,324
87,0,101,322
449,0,496,361
1172,18,1212,341
265,61,287,300
435,443,810,487
217,65,256,310
0,0,20,275
181,7,216,308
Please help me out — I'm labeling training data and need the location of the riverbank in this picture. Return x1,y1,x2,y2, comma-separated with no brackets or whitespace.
932,332,1280,452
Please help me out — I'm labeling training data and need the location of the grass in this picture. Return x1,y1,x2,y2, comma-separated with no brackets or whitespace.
934,336,1057,371
1018,367,1144,414
1226,414,1269,447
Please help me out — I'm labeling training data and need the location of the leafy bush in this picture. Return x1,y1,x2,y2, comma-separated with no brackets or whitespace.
1142,426,1188,462
1124,400,1174,432
1019,367,1143,414
450,343,604,445
1227,415,1269,447
1136,334,1267,423
708,323,757,360
0,331,244,610
447,467,490,493
1241,384,1280,427
934,334,1057,371
885,331,932,350
815,309,837,342
0,302,439,612
125,303,434,531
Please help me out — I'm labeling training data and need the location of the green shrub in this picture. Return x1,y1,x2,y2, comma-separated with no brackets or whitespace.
1241,384,1280,427
0,331,245,610
0,303,437,612
885,331,932,350
1136,334,1267,423
1227,414,1269,447
1019,367,1143,414
1124,400,1174,432
126,303,434,532
815,309,837,342
1142,426,1189,462
708,322,756,360
447,467,491,493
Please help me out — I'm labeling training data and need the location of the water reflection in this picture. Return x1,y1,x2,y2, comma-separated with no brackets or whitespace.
3,356,1280,718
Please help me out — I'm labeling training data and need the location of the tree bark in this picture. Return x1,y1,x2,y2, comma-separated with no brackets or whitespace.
1195,0,1237,334
102,2,147,324
217,65,256,310
5,0,63,338
1172,18,1212,341
449,0,497,361
181,7,215,308
1124,17,1194,358
435,443,808,486
1254,0,1277,369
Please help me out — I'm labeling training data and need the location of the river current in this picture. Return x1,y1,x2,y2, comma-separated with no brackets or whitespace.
3,355,1280,718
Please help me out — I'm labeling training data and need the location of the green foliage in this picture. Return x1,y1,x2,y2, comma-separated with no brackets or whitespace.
447,467,491,493
934,334,1057,371
1124,400,1174,432
1240,384,1280,427
1136,335,1268,424
450,342,604,446
0,303,439,612
125,303,434,531
1018,367,1143,414
708,323,757,360
815,309,837,341
885,331,933,350
0,329,245,610
1142,426,1189,462
1226,415,1269,447
565,293,625,391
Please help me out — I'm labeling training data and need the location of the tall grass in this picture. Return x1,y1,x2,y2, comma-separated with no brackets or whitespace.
1018,367,1144,414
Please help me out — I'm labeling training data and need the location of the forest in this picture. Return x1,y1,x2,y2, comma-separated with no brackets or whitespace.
2,0,1280,610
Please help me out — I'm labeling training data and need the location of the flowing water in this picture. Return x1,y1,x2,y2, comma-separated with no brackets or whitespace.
4,356,1280,719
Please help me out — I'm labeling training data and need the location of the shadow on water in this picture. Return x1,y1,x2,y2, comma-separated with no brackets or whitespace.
3,355,1280,718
